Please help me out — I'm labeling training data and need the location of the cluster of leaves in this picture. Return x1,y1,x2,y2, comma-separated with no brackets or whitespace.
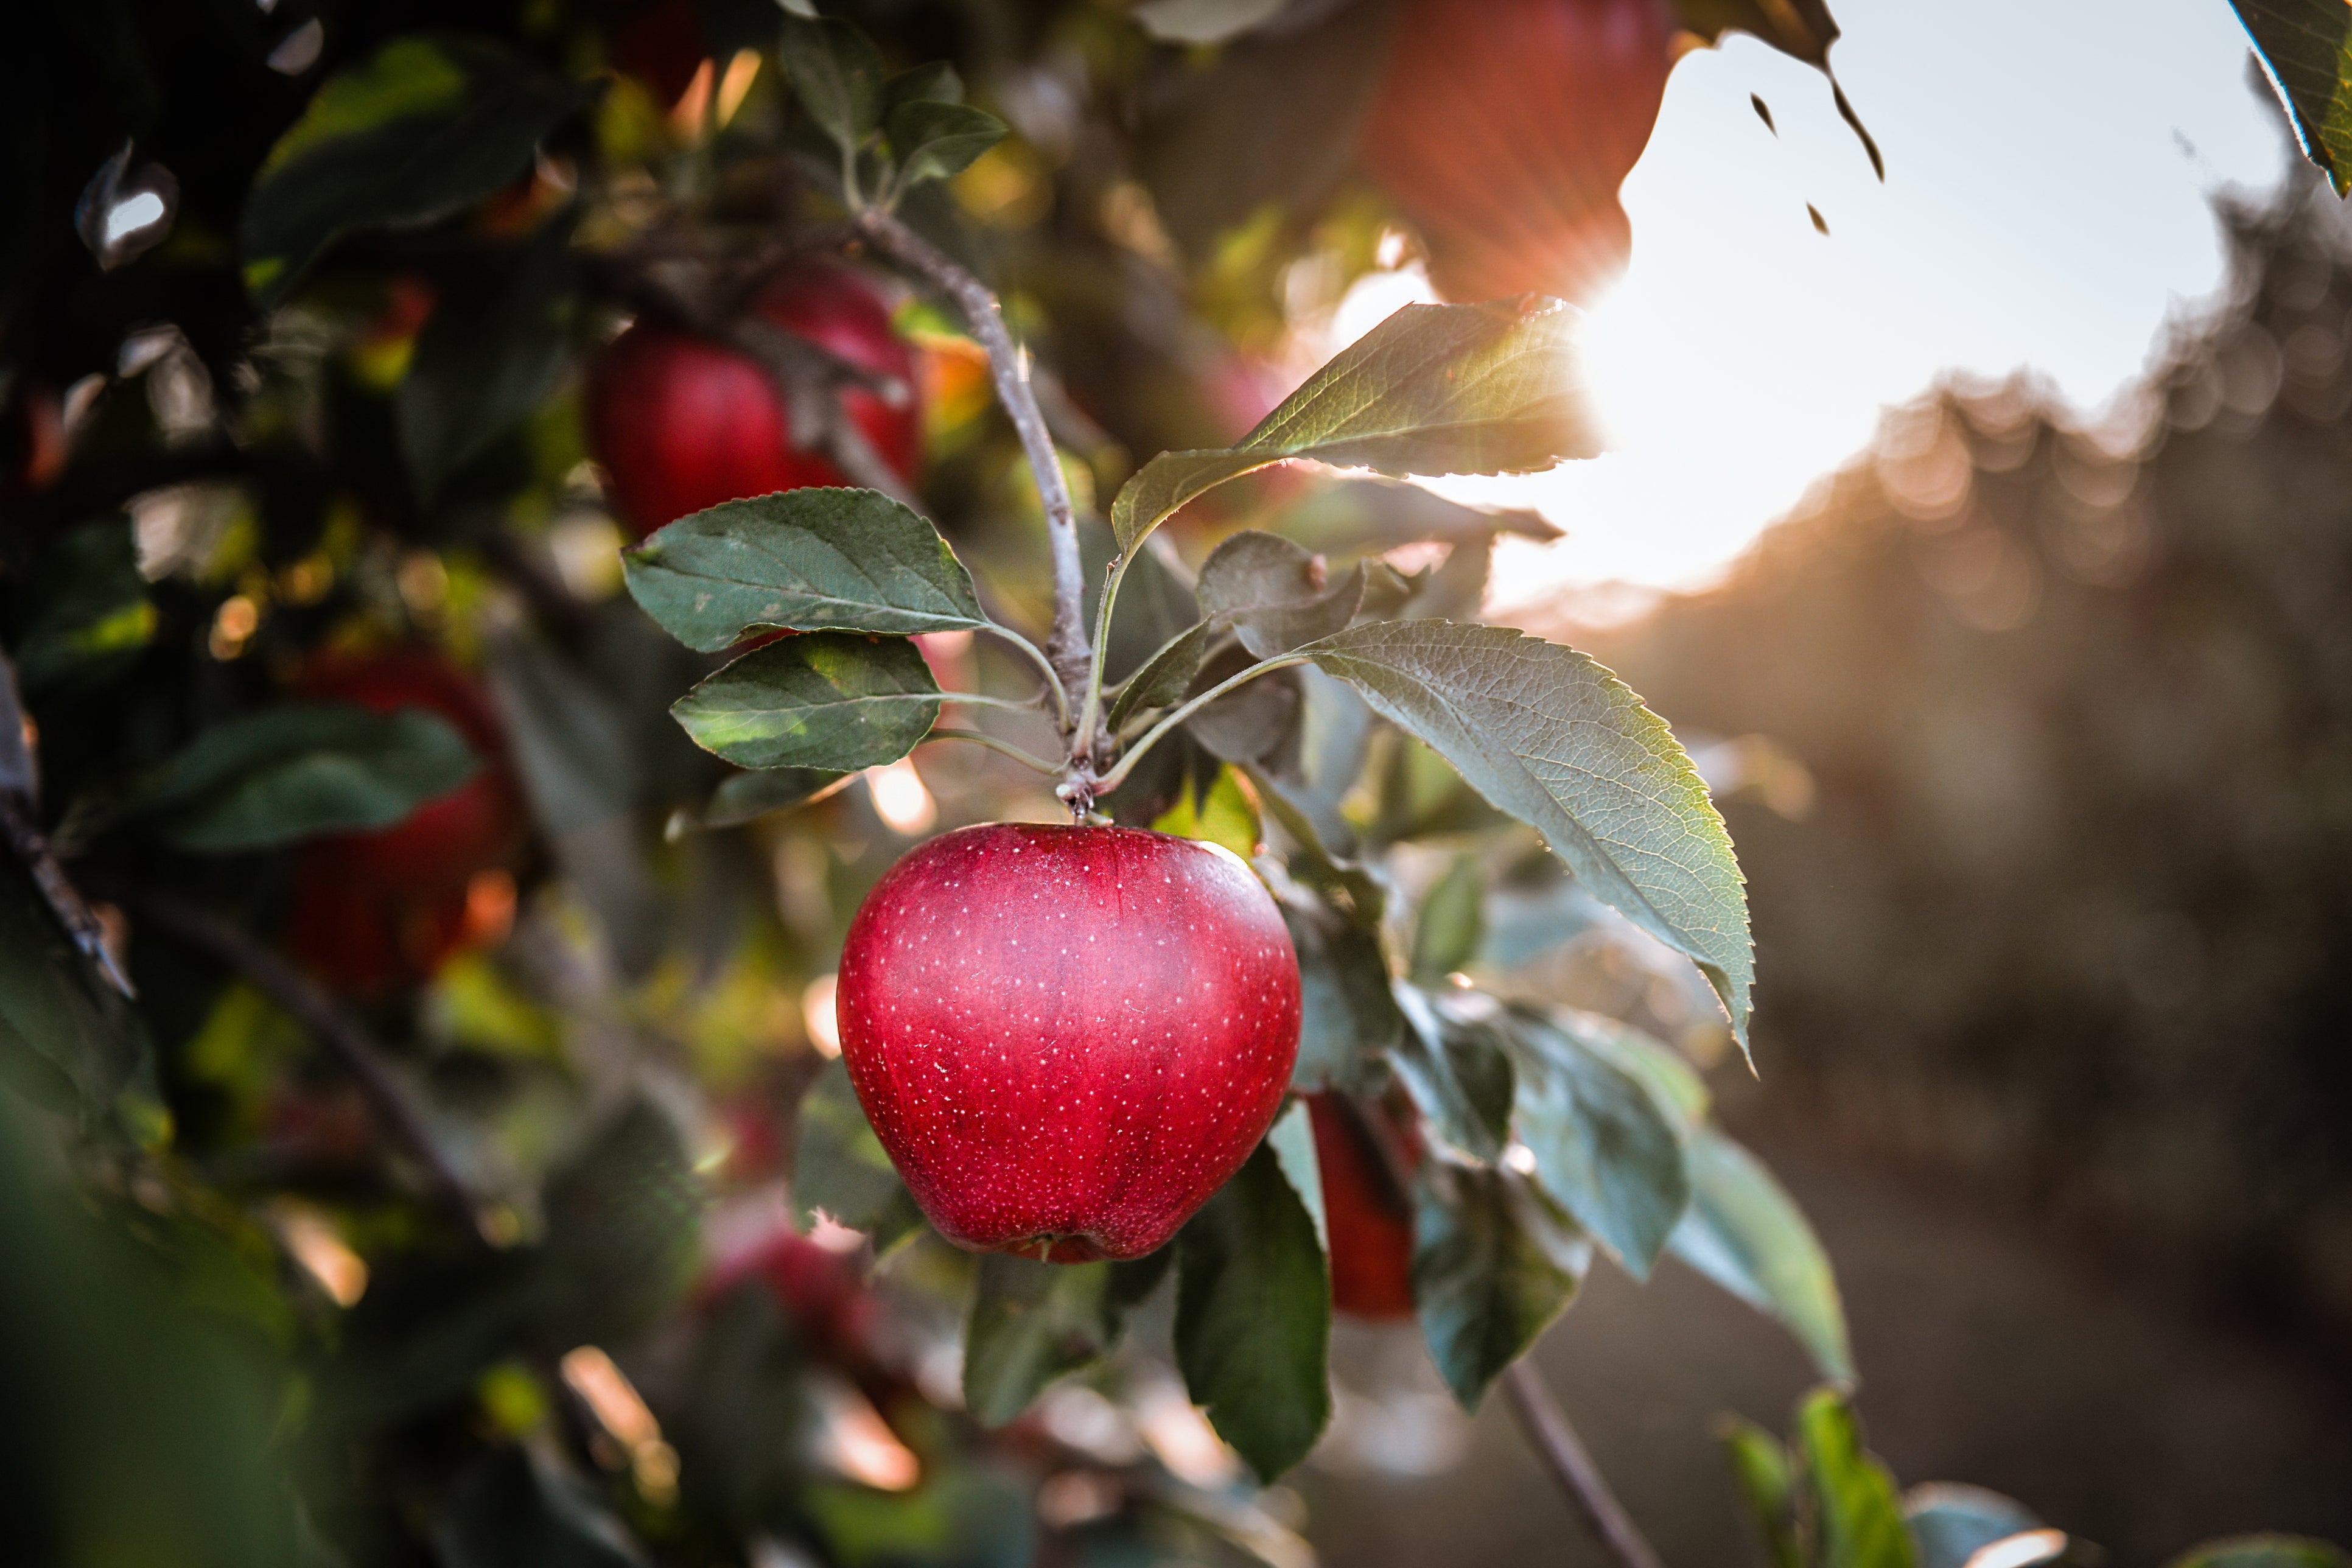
1722,1385,2352,1568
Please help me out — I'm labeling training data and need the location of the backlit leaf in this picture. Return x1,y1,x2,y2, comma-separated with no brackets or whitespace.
2233,0,2352,195
1794,1388,1916,1568
1671,1130,1852,1383
670,634,940,771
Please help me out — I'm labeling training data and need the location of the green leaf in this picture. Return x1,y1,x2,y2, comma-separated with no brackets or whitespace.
2168,1538,2352,1568
1495,1007,1690,1276
779,13,885,158
701,767,853,829
1265,1098,1328,1253
1389,987,1514,1164
887,99,1007,187
883,62,963,110
432,1444,650,1568
0,862,145,1115
1408,855,1485,985
1175,1140,1331,1481
136,704,479,853
1275,475,1560,558
1538,1004,1712,1127
1262,861,1404,1096
1107,617,1219,732
1794,1388,1916,1568
2233,1,2352,195
10,519,153,698
541,1099,704,1345
1298,620,1754,1054
398,209,576,500
1901,1484,2048,1568
1412,1161,1588,1410
963,1250,1170,1427
241,36,595,307
1109,297,1600,556
1721,1416,1801,1568
795,1060,925,1252
1194,531,1366,660
1673,1130,1852,1384
624,489,987,653
1150,763,1260,861
670,633,940,771
1132,0,1289,46
1181,646,1301,766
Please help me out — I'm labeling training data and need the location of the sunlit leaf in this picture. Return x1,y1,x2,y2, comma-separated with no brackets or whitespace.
670,634,940,771
625,489,987,653
1794,1388,1916,1568
1175,1140,1330,1481
2233,1,2352,195
1110,298,1600,556
1300,620,1754,1054
1722,1416,1801,1568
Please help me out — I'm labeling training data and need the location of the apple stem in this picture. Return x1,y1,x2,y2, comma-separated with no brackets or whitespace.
925,727,1062,777
1501,1362,1667,1568
850,208,1094,763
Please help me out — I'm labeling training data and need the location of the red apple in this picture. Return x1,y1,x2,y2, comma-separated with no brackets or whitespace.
587,266,922,539
286,648,524,994
704,1227,879,1364
835,824,1302,1262
1360,0,1674,305
1306,1093,1419,1320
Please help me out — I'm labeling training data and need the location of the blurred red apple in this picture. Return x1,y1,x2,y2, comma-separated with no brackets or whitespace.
587,265,922,539
287,648,524,995
1306,1092,1420,1320
1360,0,1675,304
835,824,1302,1262
705,1227,879,1363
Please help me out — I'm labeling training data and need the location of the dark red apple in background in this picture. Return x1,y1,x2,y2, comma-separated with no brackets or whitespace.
587,265,922,539
704,1227,879,1364
1306,1092,1421,1320
835,824,1302,1262
286,647,524,995
1360,0,1675,305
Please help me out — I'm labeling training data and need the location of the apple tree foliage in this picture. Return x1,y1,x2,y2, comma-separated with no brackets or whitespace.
0,1,2334,1565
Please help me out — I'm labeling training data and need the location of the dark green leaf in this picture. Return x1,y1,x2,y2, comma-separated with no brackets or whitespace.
625,489,987,653
433,1445,649,1568
241,36,595,307
1389,987,1513,1164
487,637,640,835
1263,862,1403,1096
10,519,152,698
1794,1388,1916,1568
1107,618,1219,732
1299,620,1754,1054
701,767,853,828
1110,298,1600,555
1902,1484,2048,1568
1537,1004,1712,1128
1175,1140,1331,1481
137,704,478,852
2168,1538,2352,1568
795,1059,923,1252
1192,532,1368,660
1412,1161,1588,1410
964,1248,1170,1427
399,209,577,500
0,861,145,1114
541,1099,702,1345
883,61,963,110
671,633,940,771
779,14,884,158
1722,1416,1801,1568
887,99,1007,187
1672,1130,1852,1382
1496,1006,1689,1276
1132,0,1288,45
1275,476,1560,558
1409,855,1485,985
1181,644,1300,766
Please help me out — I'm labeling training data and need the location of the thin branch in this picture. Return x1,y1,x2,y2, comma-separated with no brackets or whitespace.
974,623,1071,732
850,208,1091,745
1501,1361,1667,1568
95,880,480,1230
0,651,133,997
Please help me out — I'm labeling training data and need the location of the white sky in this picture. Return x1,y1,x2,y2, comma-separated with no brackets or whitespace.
1325,0,2297,601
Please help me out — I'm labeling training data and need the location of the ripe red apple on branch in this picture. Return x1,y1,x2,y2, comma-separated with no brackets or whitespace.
285,648,523,995
587,265,922,539
1306,1092,1421,1320
835,824,1303,1262
1361,0,1675,304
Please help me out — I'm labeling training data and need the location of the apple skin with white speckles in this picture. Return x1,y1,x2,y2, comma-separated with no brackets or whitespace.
835,822,1303,1263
